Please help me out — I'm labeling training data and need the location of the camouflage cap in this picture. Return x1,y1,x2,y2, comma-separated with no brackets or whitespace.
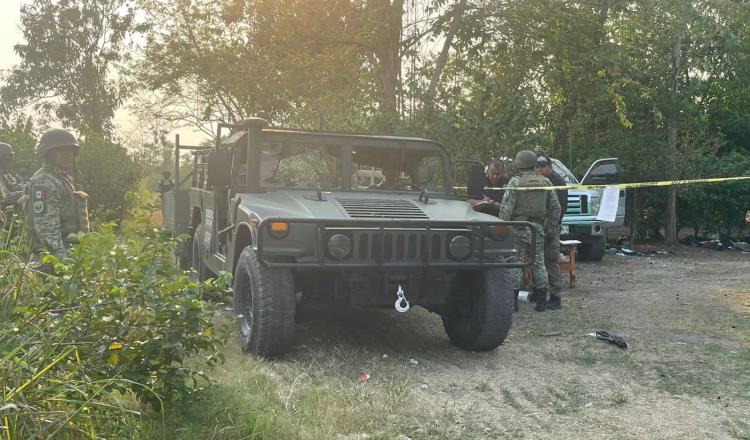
37,129,80,157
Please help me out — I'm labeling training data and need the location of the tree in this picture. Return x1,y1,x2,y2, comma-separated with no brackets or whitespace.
1,0,141,134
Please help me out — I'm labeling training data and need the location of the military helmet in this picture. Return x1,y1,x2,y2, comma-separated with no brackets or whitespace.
0,142,13,158
514,150,537,170
36,129,79,157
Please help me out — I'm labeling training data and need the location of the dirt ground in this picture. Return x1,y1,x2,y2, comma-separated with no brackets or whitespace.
187,247,750,440
284,248,750,439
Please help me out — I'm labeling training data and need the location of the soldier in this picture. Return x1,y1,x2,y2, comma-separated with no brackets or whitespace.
535,155,568,310
468,159,510,213
494,150,561,312
0,142,29,207
158,170,175,196
27,129,90,268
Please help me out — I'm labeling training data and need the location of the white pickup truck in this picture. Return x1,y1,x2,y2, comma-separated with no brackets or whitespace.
551,158,626,261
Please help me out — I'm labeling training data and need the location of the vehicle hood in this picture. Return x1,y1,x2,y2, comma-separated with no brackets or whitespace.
238,190,501,223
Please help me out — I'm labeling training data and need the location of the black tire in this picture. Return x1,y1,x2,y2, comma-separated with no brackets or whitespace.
441,268,514,351
578,235,606,261
233,246,296,357
191,225,210,281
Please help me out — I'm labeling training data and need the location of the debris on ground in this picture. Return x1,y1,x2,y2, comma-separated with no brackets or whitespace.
680,235,750,252
587,331,629,349
408,358,419,366
358,373,370,383
606,244,671,257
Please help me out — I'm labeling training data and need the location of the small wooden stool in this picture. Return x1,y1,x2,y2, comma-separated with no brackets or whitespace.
558,240,581,288
522,239,580,289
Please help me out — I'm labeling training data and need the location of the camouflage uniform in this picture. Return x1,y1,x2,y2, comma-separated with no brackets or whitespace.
1,172,28,205
27,163,89,261
495,170,561,293
158,176,175,195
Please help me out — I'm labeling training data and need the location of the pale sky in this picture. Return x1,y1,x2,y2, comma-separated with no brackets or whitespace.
0,0,23,71
0,0,208,146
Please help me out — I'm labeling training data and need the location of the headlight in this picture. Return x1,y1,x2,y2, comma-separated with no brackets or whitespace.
327,233,352,259
448,235,472,260
590,196,601,215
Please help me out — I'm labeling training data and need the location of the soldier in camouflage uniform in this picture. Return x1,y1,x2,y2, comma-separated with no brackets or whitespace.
0,142,29,207
27,129,90,269
493,150,561,312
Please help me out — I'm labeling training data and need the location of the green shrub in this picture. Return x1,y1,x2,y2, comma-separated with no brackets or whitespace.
1,219,229,438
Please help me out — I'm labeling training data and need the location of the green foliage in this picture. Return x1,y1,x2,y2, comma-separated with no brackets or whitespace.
0,217,229,438
77,133,142,219
678,153,750,237
0,0,141,133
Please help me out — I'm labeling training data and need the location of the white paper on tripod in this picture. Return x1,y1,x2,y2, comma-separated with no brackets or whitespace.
595,186,619,222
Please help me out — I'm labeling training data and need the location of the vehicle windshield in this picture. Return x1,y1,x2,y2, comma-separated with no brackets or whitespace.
551,158,578,184
259,141,449,192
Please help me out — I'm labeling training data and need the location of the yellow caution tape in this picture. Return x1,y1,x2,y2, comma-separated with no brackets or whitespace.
455,176,750,192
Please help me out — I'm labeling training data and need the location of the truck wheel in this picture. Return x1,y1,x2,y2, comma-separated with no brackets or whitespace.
578,235,606,261
441,268,514,351
191,225,210,281
233,246,296,357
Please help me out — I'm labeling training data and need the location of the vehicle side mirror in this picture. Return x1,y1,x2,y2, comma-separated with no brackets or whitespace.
207,149,233,187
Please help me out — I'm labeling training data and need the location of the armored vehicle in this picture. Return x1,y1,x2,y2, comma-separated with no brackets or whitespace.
163,119,535,357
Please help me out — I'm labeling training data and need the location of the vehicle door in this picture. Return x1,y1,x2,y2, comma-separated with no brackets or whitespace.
580,158,626,227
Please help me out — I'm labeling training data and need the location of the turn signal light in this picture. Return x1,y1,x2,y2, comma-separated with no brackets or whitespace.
269,222,289,239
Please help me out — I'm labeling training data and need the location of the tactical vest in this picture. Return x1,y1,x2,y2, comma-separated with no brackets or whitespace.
511,174,549,220
26,167,89,252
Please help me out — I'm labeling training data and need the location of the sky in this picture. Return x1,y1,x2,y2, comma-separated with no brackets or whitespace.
0,0,208,147
0,0,23,71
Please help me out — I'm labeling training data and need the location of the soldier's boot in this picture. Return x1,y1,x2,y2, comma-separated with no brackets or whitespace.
513,289,519,312
529,290,541,303
547,294,562,310
534,288,547,312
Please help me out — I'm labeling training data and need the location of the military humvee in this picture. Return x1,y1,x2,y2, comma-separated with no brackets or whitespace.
163,119,535,357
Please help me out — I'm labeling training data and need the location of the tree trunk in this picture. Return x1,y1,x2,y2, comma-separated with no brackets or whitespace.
370,0,403,130
424,0,467,109
665,19,684,245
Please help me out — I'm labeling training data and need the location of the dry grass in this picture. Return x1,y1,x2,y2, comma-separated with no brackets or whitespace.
150,249,750,439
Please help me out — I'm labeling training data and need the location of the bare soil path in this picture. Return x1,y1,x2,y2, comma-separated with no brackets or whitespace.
177,248,750,439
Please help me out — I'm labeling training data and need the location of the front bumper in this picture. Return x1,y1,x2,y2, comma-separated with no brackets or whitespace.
256,218,536,269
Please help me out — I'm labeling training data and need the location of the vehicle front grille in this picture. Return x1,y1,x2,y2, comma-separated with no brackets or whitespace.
335,198,429,219
566,194,588,215
347,229,445,261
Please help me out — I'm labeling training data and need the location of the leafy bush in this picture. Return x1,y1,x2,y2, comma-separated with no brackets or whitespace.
678,152,750,238
77,132,142,220
0,218,229,438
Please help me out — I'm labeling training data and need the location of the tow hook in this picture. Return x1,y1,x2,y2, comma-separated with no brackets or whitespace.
394,285,410,313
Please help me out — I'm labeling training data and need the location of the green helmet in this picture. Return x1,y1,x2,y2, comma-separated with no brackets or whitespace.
514,150,537,170
0,142,13,158
37,129,80,157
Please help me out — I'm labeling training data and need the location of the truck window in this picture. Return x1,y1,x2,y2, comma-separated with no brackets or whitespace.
261,142,341,189
551,159,578,184
351,147,447,192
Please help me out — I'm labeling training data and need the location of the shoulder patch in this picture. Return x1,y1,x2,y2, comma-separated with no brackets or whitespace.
34,190,46,200
33,200,45,214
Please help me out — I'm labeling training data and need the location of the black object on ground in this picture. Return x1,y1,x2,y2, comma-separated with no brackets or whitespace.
590,331,629,349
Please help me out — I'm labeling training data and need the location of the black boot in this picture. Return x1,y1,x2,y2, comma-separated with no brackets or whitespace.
547,294,562,310
529,290,541,303
534,288,547,312
513,289,519,312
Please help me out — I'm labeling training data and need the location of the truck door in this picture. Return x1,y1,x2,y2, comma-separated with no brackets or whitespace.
580,158,626,227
